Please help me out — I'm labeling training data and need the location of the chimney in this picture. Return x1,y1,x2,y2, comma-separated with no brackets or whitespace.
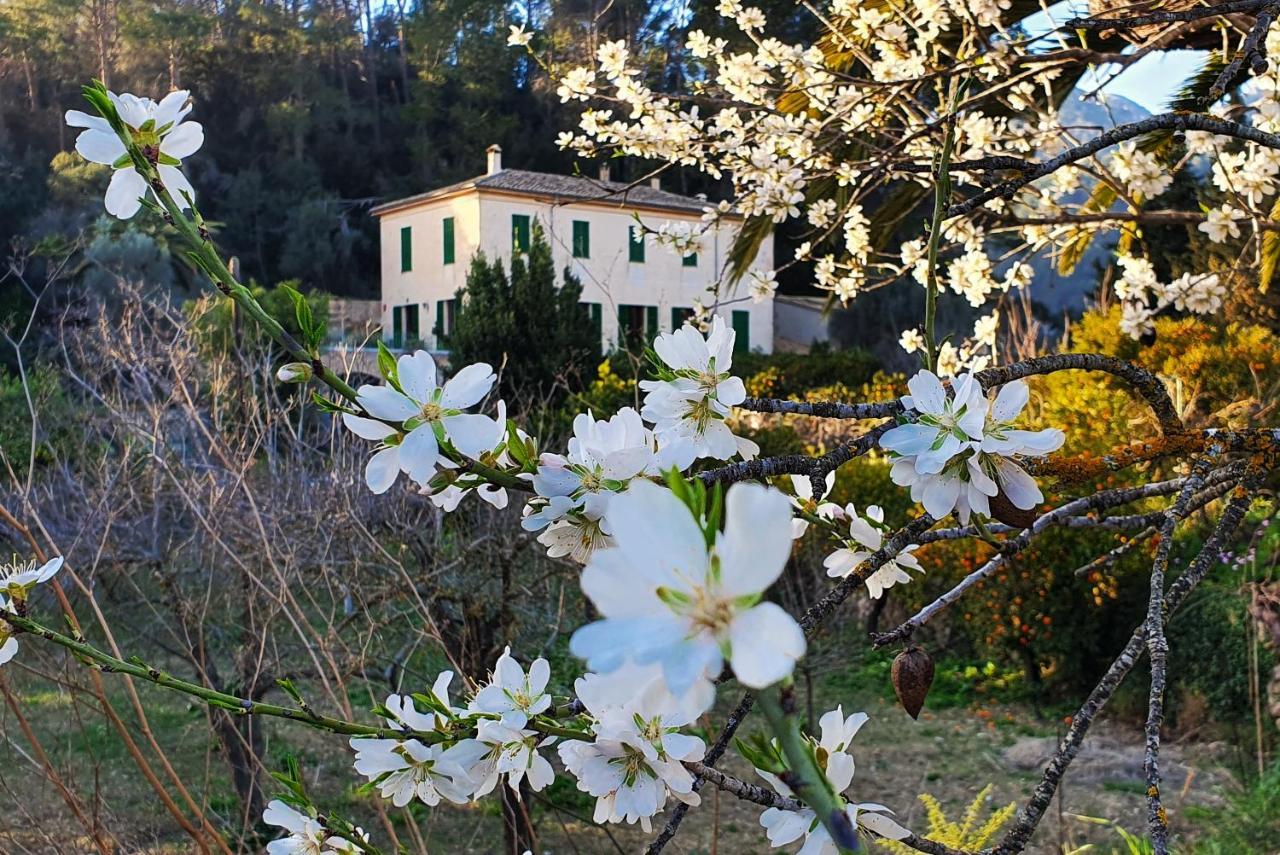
486,144,503,175
649,176,661,190
599,162,611,183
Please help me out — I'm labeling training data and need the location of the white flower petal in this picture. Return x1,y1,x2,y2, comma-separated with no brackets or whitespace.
906,370,947,414
342,413,397,441
718,483,793,597
365,447,401,493
160,121,203,159
440,363,495,409
75,129,126,164
991,381,1029,422
103,168,148,219
727,602,804,688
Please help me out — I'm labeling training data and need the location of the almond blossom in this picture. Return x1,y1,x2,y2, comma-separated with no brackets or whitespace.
445,720,557,798
469,646,552,728
65,89,204,219
558,673,706,832
822,504,923,599
1,555,63,601
639,317,758,468
342,352,502,493
570,479,804,702
756,707,910,853
262,801,365,855
348,677,471,807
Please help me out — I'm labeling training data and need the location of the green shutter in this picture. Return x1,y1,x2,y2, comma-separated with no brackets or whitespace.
512,214,531,253
732,310,750,353
435,300,447,346
442,217,455,265
682,252,698,268
391,305,404,348
629,226,645,263
645,306,658,338
672,307,692,330
573,220,590,258
405,305,420,344
400,226,412,272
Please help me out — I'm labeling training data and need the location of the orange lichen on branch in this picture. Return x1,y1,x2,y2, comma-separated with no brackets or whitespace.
1028,433,1206,483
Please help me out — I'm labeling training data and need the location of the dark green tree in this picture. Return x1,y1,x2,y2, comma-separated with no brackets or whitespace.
449,222,600,402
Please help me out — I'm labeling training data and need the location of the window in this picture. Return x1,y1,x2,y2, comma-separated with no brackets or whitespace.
732,310,750,353
629,226,645,263
512,214,531,253
443,217,455,265
404,304,420,346
390,304,422,348
671,307,694,330
585,302,603,346
572,220,590,258
435,299,457,347
399,226,412,272
617,304,657,347
682,252,698,268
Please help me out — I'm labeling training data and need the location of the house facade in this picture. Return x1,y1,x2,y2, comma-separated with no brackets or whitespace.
370,145,774,354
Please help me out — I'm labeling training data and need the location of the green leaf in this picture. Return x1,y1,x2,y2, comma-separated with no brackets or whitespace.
376,340,398,384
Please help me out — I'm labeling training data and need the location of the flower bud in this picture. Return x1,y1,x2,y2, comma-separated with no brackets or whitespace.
276,362,313,384
891,644,934,720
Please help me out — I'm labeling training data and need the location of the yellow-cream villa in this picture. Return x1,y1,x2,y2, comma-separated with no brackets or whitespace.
370,145,774,354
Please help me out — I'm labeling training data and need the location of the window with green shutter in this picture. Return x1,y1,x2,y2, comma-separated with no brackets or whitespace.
435,299,457,347
399,226,412,272
629,226,645,263
617,304,658,348
585,302,603,347
512,214,531,253
671,307,694,330
404,304,420,345
732,310,750,353
572,220,590,258
442,217,455,265
682,252,698,267
391,305,404,348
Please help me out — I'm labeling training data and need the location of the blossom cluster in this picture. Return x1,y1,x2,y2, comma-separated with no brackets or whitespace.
881,370,1064,523
507,0,1276,359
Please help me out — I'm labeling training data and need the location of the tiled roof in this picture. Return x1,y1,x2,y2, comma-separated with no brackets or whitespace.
370,169,717,217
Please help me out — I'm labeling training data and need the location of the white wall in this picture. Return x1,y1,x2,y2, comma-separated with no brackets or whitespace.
377,188,774,353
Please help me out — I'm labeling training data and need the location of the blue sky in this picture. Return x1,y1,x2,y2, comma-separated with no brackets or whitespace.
1021,1,1205,112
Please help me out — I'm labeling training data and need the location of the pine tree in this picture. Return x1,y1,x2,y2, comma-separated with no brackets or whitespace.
449,221,600,402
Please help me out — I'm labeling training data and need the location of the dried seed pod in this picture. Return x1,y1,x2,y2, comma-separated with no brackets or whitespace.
892,644,935,720
989,490,1038,529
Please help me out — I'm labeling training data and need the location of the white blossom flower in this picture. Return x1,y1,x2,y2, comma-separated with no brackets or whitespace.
898,329,924,354
756,708,910,852
445,721,557,798
787,472,837,538
880,371,987,475
570,480,804,703
66,89,203,219
529,407,661,523
470,646,552,728
507,25,533,47
823,505,923,599
262,801,365,855
349,677,471,807
749,269,779,302
559,674,705,832
1198,205,1243,242
640,317,758,467
1,556,63,601
343,352,501,493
